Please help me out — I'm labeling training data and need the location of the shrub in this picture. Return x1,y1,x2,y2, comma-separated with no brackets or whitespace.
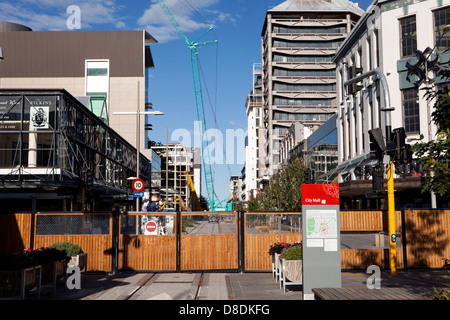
280,245,302,260
268,242,290,255
50,242,83,257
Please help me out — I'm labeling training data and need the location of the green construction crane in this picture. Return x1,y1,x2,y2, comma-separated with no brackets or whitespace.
156,0,221,211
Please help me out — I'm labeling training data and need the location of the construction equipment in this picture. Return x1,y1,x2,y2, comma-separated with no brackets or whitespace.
160,195,187,211
157,0,221,211
184,171,205,211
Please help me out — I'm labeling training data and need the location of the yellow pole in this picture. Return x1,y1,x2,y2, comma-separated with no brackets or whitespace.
387,161,397,276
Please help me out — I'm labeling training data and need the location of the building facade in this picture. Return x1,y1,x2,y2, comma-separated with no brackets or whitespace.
0,22,159,212
0,89,150,212
244,63,266,200
151,144,201,211
260,0,363,177
333,0,450,209
0,23,158,161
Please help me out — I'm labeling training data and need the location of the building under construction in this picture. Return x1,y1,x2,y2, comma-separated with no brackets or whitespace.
152,144,202,211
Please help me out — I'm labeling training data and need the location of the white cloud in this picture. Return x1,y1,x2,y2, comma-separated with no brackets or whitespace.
137,0,232,44
0,0,126,31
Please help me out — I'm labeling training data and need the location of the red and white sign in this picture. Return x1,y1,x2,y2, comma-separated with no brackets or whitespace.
132,179,145,192
145,221,157,234
302,184,339,206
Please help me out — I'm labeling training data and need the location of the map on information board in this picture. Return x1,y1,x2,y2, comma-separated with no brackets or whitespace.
306,210,337,239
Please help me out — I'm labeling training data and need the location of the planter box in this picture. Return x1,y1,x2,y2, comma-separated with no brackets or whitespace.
0,265,42,300
271,253,282,282
280,259,302,294
41,260,68,295
68,253,88,281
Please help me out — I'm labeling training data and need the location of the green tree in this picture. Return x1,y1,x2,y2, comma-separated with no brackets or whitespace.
412,64,450,200
259,156,306,211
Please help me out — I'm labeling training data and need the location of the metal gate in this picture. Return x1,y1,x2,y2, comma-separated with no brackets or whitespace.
180,212,239,271
118,212,177,271
117,211,239,272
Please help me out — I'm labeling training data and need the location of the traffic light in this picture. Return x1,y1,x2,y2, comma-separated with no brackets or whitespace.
304,169,313,184
368,128,386,161
86,169,94,190
347,65,364,95
388,127,413,164
81,168,87,186
372,164,384,190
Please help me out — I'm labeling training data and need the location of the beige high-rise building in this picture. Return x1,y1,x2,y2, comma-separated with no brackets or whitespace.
261,0,363,176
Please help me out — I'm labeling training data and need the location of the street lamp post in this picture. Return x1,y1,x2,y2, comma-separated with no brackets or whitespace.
113,81,164,212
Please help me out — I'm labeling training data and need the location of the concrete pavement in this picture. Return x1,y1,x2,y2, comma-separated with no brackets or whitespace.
35,269,450,301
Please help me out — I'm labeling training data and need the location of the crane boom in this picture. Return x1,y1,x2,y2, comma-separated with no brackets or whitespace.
156,0,221,211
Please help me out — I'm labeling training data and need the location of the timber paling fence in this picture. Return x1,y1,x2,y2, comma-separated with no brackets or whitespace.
0,209,449,272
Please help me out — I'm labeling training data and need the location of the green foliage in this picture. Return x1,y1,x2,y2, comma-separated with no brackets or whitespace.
247,197,262,211
412,61,450,200
50,242,83,257
280,245,302,260
258,156,306,211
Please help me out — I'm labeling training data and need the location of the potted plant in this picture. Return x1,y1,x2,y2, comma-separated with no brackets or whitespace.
23,247,70,285
50,242,87,272
0,251,42,299
268,242,291,281
279,243,302,293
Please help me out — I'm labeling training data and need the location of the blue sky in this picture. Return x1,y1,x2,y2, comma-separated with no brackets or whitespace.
0,0,372,205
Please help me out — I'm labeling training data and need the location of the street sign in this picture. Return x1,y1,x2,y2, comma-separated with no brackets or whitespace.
145,221,157,234
134,191,144,198
132,179,145,192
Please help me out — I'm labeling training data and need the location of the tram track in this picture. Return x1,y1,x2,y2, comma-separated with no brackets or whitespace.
124,272,206,300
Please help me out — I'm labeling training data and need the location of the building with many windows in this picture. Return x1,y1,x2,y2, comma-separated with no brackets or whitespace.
333,0,450,209
0,89,150,212
260,0,363,177
0,23,158,161
244,64,266,200
151,144,201,211
0,21,160,212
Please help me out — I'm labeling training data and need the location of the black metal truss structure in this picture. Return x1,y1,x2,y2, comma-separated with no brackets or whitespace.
0,89,150,196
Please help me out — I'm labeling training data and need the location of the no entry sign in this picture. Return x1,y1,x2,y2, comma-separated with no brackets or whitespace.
132,179,145,192
145,221,157,234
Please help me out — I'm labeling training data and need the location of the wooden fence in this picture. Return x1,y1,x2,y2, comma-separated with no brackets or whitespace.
118,212,177,271
0,209,449,272
180,212,239,271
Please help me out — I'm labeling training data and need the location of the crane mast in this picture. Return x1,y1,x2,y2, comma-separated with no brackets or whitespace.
156,0,221,211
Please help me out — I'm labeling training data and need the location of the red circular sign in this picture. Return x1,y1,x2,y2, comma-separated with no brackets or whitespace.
145,221,157,233
132,179,145,192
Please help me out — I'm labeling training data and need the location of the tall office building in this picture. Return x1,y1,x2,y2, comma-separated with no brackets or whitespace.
261,0,363,176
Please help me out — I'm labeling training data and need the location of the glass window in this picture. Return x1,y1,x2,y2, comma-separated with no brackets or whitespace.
36,214,111,235
402,88,420,133
0,96,22,131
434,6,450,50
0,133,20,167
400,15,417,57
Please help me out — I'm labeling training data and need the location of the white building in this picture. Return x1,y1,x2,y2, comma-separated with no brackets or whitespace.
333,0,450,209
244,64,265,200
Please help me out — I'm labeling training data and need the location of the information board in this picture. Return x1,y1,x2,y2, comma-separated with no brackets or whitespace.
302,184,341,300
